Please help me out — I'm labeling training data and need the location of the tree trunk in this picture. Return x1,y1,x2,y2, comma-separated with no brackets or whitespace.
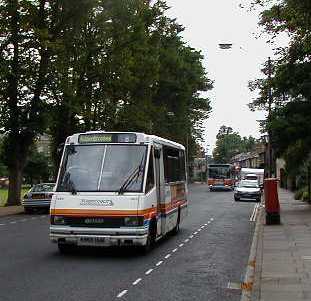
7,163,23,206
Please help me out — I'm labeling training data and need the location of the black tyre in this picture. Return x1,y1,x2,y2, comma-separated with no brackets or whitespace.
171,210,180,235
58,243,75,254
234,196,239,202
141,220,156,254
24,207,33,214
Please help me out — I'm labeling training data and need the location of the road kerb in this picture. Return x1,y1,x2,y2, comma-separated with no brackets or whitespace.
240,205,263,301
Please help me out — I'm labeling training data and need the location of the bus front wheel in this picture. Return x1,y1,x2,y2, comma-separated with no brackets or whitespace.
141,220,156,253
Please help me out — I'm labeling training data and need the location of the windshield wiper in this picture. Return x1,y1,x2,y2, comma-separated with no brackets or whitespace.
63,172,77,195
118,155,145,195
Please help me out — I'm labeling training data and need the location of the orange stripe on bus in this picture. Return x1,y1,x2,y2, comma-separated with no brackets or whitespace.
50,200,187,218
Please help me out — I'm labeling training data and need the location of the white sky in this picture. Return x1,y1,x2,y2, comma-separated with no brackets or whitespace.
165,0,284,154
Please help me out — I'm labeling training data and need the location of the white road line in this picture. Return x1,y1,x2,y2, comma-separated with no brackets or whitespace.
10,221,16,224
172,248,178,253
197,229,201,232
132,278,142,285
20,219,27,222
193,232,198,235
210,218,214,221
156,261,163,266
179,243,184,247
145,269,153,275
208,221,211,224
117,290,128,298
0,223,5,226
250,204,259,222
204,223,208,226
40,216,46,219
184,239,189,243
164,254,171,259
189,235,194,239
31,217,36,220
201,226,205,229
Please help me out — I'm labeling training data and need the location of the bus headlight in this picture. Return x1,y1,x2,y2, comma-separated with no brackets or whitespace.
124,217,143,227
52,216,65,225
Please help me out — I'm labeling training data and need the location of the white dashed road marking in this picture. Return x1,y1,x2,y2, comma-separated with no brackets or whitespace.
117,290,128,298
115,218,215,299
132,278,142,286
145,269,153,275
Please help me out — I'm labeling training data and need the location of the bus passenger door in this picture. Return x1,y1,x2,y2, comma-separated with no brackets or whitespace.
154,146,165,237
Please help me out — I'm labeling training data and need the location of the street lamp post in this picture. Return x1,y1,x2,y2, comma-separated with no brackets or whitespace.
218,44,274,177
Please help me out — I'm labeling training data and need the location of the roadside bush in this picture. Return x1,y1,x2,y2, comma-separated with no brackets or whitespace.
302,191,310,202
294,188,304,200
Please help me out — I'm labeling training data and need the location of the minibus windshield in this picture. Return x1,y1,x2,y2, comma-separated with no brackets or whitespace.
57,144,147,192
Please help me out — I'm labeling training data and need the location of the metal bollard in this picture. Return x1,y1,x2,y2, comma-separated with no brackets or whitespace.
264,178,281,225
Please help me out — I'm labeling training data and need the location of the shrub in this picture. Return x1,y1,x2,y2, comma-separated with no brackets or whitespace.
294,189,304,200
302,191,310,202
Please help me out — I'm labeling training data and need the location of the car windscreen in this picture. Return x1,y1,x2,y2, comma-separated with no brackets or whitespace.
239,182,259,188
245,176,258,180
209,166,230,179
56,144,147,192
32,184,55,192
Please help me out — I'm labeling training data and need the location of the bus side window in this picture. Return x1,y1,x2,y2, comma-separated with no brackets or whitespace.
145,148,155,193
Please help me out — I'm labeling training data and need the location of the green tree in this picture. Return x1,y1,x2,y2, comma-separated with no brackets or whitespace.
213,126,256,163
248,0,311,173
0,0,94,205
24,148,51,185
0,136,8,176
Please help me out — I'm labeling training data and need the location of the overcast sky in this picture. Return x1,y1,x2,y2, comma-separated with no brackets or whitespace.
165,0,282,154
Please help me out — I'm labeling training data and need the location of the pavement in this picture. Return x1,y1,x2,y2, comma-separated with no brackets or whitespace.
252,188,311,301
0,205,24,217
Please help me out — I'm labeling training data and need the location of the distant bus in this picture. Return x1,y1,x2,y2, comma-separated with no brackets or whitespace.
50,131,188,253
207,164,235,191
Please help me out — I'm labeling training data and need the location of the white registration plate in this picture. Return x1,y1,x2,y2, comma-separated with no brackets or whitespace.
78,236,107,246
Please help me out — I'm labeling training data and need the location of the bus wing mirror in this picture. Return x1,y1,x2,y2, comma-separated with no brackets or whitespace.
57,143,65,155
154,148,161,158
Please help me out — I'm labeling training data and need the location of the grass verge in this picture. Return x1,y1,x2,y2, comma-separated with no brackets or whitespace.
0,187,30,207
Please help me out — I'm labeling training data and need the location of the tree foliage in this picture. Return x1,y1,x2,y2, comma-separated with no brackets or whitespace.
248,0,311,172
213,126,256,163
0,0,212,204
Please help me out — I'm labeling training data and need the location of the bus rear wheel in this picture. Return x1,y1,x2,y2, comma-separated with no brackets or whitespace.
171,210,180,235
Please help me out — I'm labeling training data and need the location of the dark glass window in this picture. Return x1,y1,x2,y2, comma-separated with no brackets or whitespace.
163,146,186,183
145,148,155,193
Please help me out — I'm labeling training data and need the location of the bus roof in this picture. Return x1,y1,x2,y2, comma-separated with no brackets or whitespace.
65,131,185,150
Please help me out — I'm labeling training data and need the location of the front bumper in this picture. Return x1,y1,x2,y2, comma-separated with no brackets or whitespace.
21,199,51,208
50,225,149,247
235,193,261,200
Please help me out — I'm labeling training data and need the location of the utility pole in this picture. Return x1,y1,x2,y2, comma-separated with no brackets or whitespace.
267,57,273,178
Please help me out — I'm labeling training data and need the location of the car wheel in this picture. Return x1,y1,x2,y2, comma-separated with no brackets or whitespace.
234,196,239,202
58,243,75,254
24,207,33,214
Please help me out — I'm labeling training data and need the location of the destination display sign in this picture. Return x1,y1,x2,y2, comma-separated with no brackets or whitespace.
78,133,137,144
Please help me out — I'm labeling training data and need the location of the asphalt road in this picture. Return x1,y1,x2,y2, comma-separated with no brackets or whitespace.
0,184,257,301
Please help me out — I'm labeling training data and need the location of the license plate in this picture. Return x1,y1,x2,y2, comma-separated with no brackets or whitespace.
32,194,45,199
78,237,107,246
